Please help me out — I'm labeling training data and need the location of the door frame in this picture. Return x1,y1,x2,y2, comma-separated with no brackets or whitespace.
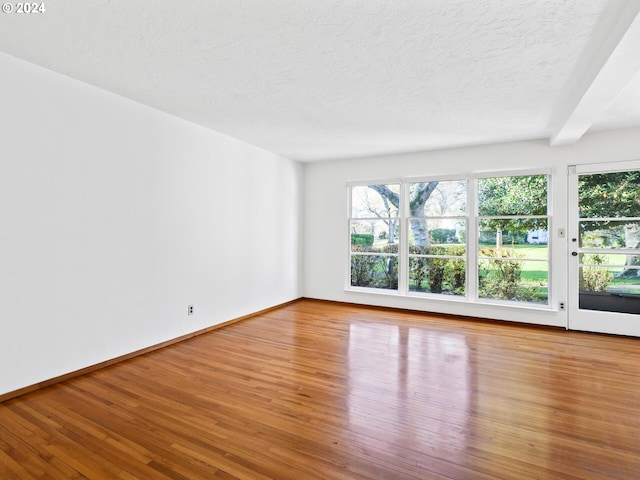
567,160,640,336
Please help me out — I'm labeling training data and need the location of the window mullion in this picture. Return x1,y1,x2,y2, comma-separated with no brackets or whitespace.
468,177,479,301
398,182,409,294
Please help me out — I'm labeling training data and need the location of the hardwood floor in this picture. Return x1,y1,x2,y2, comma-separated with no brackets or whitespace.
1,299,640,479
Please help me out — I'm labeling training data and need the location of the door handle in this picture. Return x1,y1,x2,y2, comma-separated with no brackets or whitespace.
571,252,578,256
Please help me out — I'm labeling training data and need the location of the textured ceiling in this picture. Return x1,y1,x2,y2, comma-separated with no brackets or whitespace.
1,0,639,161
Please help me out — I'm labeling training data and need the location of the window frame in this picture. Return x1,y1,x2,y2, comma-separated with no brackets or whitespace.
346,169,553,310
404,176,469,299
474,171,552,307
347,179,402,293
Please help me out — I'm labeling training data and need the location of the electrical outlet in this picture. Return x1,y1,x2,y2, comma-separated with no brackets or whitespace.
187,305,194,316
559,302,565,311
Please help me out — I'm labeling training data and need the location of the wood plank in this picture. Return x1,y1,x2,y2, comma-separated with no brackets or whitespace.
1,299,640,479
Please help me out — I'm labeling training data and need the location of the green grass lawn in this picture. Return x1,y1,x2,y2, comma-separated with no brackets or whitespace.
611,276,640,285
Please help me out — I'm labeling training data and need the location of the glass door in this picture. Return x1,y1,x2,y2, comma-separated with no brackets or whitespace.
568,162,640,336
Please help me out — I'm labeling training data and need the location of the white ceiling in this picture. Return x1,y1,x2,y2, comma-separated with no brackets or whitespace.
1,0,639,162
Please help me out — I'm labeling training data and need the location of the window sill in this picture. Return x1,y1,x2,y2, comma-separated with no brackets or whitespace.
345,287,556,312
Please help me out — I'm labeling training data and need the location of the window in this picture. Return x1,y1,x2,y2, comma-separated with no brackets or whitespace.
348,172,551,308
408,180,467,296
349,183,399,291
477,174,549,304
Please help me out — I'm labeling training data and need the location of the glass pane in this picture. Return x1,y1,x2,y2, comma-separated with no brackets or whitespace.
350,254,398,290
478,219,548,260
579,253,628,266
409,180,467,217
578,171,640,219
350,219,399,252
409,257,466,295
408,218,466,251
579,266,640,313
579,265,620,292
579,254,640,294
351,184,399,218
579,220,640,249
478,174,547,216
478,258,548,304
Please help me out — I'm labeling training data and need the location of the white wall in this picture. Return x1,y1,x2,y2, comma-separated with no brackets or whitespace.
303,128,640,326
0,53,302,396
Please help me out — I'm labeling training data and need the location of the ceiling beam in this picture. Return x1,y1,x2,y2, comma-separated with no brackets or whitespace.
550,1,640,146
